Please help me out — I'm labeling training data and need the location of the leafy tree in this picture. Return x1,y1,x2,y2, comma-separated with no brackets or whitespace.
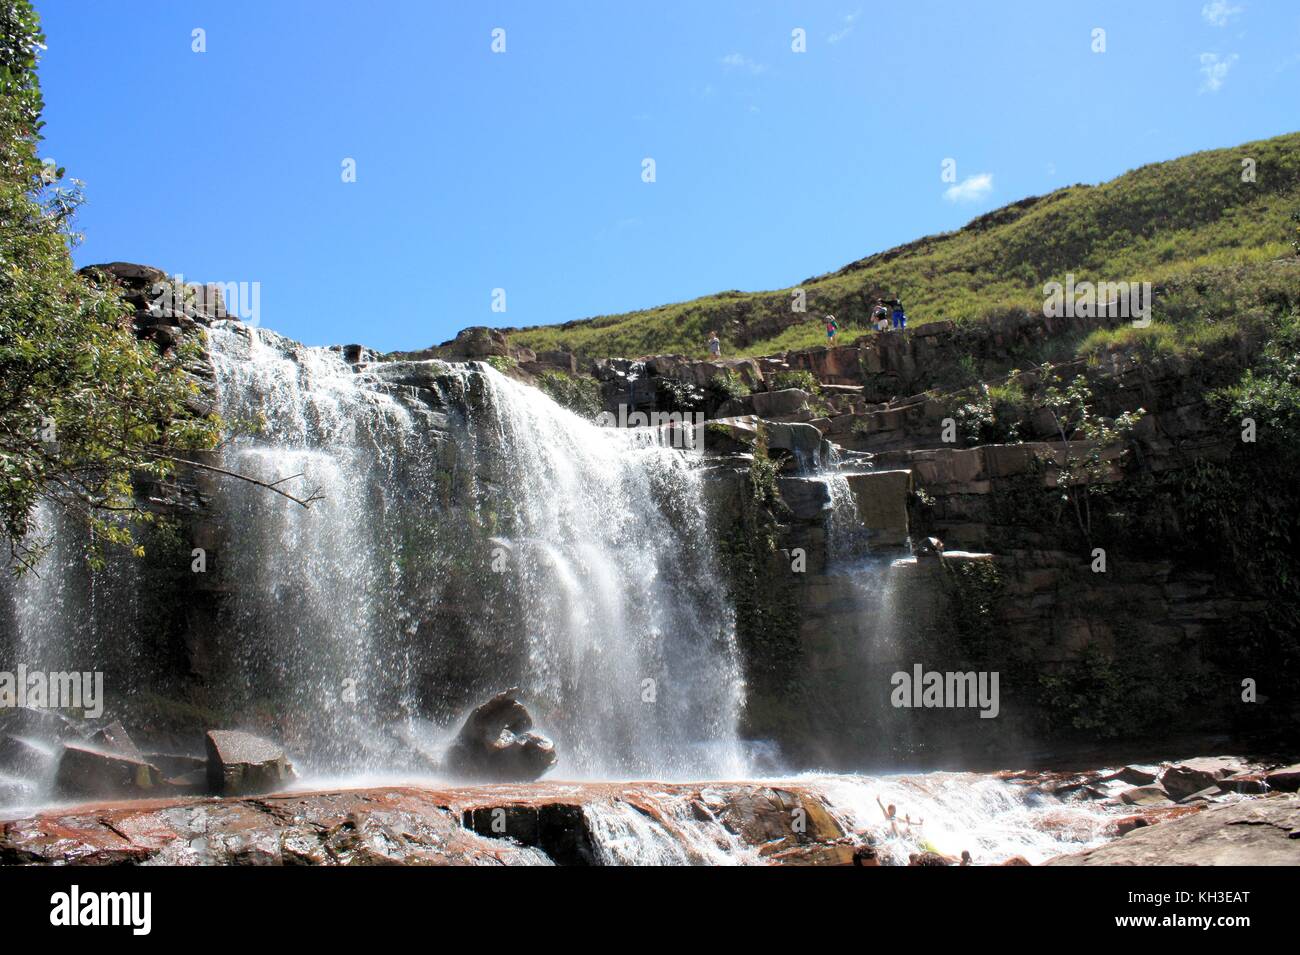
0,1,311,573
1036,365,1144,545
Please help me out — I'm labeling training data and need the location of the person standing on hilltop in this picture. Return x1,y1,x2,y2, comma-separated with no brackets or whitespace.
825,314,839,342
871,299,890,331
891,300,907,331
707,331,722,358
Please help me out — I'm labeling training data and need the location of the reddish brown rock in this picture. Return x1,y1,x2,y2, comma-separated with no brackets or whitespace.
1264,764,1300,793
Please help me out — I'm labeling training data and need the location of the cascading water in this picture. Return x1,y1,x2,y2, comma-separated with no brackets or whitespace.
205,323,428,769
434,365,747,779
571,772,1118,865
800,456,915,764
202,323,746,780
2,323,747,796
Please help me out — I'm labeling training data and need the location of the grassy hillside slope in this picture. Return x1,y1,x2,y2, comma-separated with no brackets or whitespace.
506,132,1300,360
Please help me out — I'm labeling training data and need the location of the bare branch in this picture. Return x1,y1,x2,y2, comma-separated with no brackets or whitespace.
162,456,324,508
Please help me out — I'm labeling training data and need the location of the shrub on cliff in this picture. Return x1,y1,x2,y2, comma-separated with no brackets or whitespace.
535,370,601,417
0,1,221,570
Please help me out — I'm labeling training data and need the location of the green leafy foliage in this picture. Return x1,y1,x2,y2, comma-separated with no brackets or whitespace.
1036,366,1144,544
0,1,220,570
706,370,751,407
535,370,602,417
769,370,820,393
655,376,705,413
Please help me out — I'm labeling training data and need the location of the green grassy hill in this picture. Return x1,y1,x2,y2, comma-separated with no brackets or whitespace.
506,131,1300,360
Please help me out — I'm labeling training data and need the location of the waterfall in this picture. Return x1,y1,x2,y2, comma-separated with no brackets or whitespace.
205,323,428,769
1,324,747,794
807,457,912,765
428,364,747,779
203,324,746,780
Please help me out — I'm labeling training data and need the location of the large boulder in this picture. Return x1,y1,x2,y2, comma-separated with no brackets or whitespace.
0,705,87,743
750,389,812,419
765,421,829,466
205,730,297,796
1265,764,1300,793
444,689,558,782
89,720,143,760
1120,784,1175,807
1160,756,1247,800
54,743,165,798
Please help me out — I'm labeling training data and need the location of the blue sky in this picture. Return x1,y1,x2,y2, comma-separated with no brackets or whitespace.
34,0,1299,352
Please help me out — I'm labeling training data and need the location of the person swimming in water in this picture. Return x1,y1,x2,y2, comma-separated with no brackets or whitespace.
877,795,923,836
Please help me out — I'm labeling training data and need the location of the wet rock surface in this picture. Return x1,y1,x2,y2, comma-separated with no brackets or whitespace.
0,781,850,866
4,753,1295,866
1047,794,1300,866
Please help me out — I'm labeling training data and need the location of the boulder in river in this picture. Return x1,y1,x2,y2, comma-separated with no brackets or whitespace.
0,705,87,742
1120,783,1175,807
54,743,164,798
1160,756,1246,800
1107,764,1159,786
444,689,557,782
205,730,297,796
89,720,143,760
1264,763,1300,793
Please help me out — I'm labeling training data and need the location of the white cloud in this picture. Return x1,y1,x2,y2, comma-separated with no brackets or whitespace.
944,173,993,203
720,52,767,74
1199,51,1238,92
1201,1,1243,27
828,9,862,44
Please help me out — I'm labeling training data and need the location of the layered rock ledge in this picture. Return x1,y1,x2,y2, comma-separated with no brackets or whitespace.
0,782,855,866
1045,794,1300,866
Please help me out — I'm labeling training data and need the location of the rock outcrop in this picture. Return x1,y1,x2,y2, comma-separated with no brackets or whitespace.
1047,794,1300,866
0,781,851,866
443,690,558,782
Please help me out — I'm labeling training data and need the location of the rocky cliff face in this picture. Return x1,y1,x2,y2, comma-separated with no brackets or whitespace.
4,264,1295,790
569,302,1298,768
